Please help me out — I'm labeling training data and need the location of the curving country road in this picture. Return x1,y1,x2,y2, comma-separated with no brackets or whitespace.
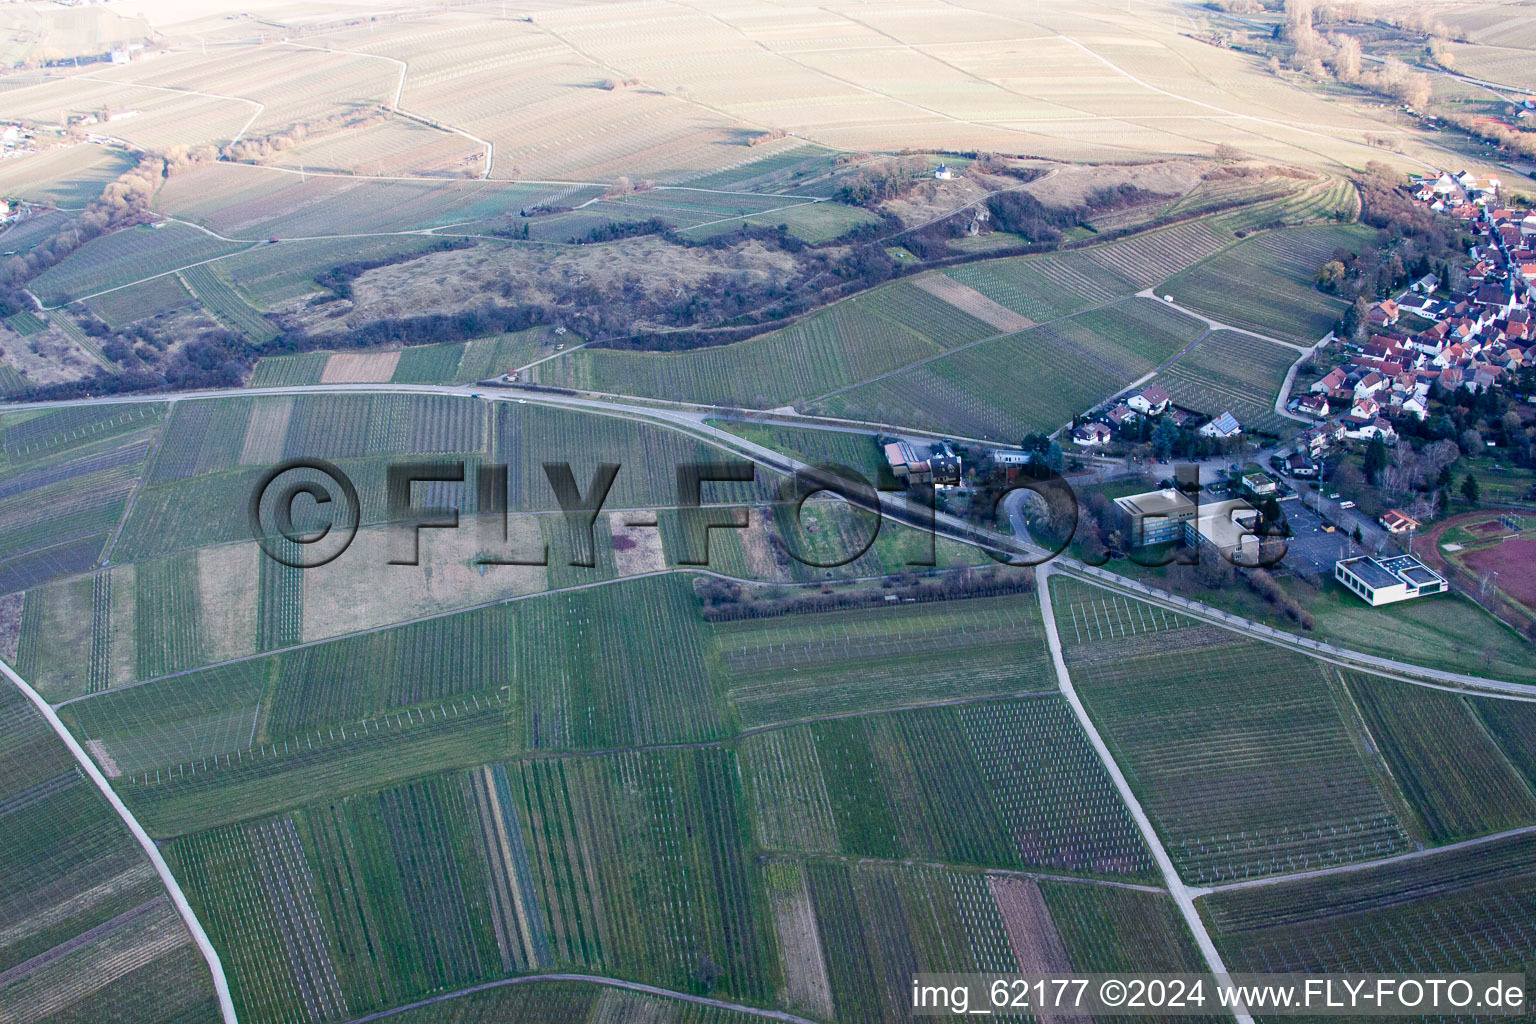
6,378,1530,699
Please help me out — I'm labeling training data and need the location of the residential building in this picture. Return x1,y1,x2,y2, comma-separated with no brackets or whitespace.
1379,509,1420,534
1127,385,1171,416
1072,422,1112,446
1198,411,1242,439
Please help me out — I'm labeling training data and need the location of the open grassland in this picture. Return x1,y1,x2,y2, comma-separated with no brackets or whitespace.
0,404,161,594
1148,329,1299,436
29,224,248,307
0,684,220,1024
742,697,1155,877
1159,225,1367,342
1204,831,1536,979
1051,577,1416,884
807,297,1205,439
1301,584,1536,685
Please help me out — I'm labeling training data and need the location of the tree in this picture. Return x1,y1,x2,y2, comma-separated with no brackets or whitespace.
1352,524,1363,543
1364,434,1389,483
1342,295,1372,341
1461,473,1480,505
1152,418,1180,459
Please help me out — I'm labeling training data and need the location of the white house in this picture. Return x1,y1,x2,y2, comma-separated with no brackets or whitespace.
1127,385,1171,416
1198,411,1241,439
1072,422,1112,446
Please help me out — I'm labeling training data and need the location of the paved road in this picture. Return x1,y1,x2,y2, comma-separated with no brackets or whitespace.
6,379,1528,696
0,659,238,1024
1037,564,1254,1024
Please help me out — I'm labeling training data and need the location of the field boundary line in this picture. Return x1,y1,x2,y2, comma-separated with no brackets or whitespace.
340,973,820,1024
1198,822,1536,896
1037,564,1254,1024
0,657,238,1024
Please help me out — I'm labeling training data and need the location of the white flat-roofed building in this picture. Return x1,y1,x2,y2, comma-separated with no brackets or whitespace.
1335,554,1446,606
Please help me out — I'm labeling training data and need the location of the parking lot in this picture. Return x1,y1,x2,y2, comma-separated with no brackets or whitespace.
1278,499,1361,578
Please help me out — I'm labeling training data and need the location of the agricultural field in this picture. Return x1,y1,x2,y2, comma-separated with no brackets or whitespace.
528,286,962,407
807,297,1205,440
179,264,278,342
741,697,1156,877
1051,577,1417,884
1147,329,1300,437
217,234,448,308
164,747,769,1023
154,164,600,239
84,274,196,328
0,145,136,206
0,403,162,594
714,594,1055,728
0,682,220,1024
1204,831,1536,978
386,980,780,1023
1341,672,1536,842
1159,225,1366,342
29,224,249,308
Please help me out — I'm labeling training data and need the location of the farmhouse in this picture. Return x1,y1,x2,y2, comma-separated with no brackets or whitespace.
883,438,962,487
1335,554,1445,606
